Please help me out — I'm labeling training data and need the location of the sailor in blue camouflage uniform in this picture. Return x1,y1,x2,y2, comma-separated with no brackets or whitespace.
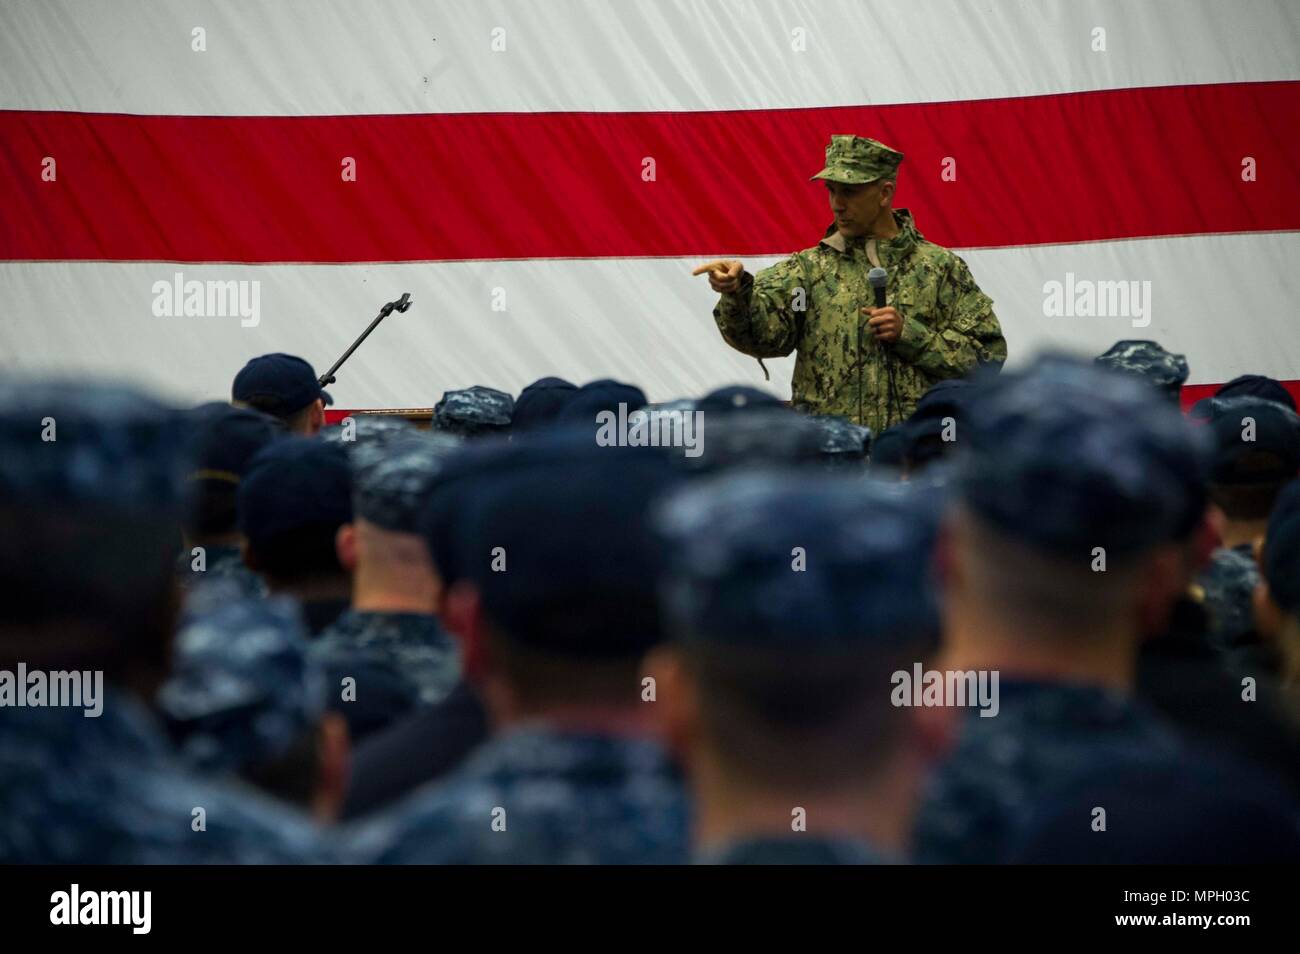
347,431,689,863
912,355,1214,864
431,385,514,439
156,583,350,821
652,472,944,863
313,435,463,742
0,378,331,863
1195,396,1300,659
1095,339,1189,403
176,402,281,600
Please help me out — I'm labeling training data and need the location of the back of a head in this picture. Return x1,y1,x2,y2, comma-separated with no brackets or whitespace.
423,428,682,707
957,354,1211,628
654,471,943,788
158,585,328,806
237,436,353,584
0,377,191,679
184,403,283,538
1215,373,1296,411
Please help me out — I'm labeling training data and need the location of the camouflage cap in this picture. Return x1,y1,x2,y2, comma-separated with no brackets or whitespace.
808,414,872,463
810,134,904,185
353,433,462,532
157,584,325,774
655,472,941,649
1095,340,1189,401
432,386,514,439
321,413,418,468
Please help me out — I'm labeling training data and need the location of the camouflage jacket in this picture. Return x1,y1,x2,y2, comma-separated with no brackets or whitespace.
0,688,333,863
714,209,1007,433
175,542,267,600
311,610,462,742
347,726,689,864
911,680,1186,864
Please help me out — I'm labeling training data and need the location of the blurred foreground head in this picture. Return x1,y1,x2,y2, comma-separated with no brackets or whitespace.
0,378,190,694
651,472,946,858
422,429,683,724
947,354,1212,667
157,586,349,822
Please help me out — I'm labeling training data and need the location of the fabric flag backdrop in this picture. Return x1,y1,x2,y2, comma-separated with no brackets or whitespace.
2,0,1298,411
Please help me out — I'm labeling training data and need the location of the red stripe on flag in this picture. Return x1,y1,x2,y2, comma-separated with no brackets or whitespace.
2,82,1296,263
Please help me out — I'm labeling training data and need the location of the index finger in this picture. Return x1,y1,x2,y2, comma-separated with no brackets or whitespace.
691,261,727,277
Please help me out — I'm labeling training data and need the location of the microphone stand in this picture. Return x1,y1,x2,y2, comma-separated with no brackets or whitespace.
317,293,413,388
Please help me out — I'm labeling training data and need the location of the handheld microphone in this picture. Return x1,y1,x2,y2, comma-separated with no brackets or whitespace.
868,267,887,308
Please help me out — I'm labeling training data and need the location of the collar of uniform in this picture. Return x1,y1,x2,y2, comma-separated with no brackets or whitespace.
458,724,680,783
819,208,919,259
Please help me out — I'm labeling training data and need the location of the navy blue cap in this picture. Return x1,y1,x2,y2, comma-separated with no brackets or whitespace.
655,472,942,649
232,353,333,418
433,430,683,657
698,385,785,415
431,386,514,439
678,407,822,474
912,378,975,423
1214,374,1296,411
1264,478,1300,614
1095,340,1189,401
158,583,324,773
1204,398,1300,485
186,403,283,486
511,377,579,433
237,436,353,546
869,424,909,470
557,379,647,425
961,354,1212,557
0,377,190,514
354,433,461,532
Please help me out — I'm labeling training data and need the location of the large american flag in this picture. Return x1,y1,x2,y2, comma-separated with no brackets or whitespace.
2,0,1297,410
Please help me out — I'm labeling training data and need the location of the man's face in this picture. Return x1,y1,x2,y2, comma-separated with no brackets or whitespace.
826,179,890,238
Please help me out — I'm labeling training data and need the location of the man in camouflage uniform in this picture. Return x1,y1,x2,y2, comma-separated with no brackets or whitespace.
912,356,1217,864
347,430,688,864
695,134,1006,433
0,379,331,862
314,434,463,742
652,472,944,864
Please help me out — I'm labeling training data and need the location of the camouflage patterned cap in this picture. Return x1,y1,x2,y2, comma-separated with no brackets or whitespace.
655,472,941,649
1095,340,1189,401
157,584,325,774
808,414,872,464
321,413,417,468
810,135,904,185
431,386,514,439
353,433,462,532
